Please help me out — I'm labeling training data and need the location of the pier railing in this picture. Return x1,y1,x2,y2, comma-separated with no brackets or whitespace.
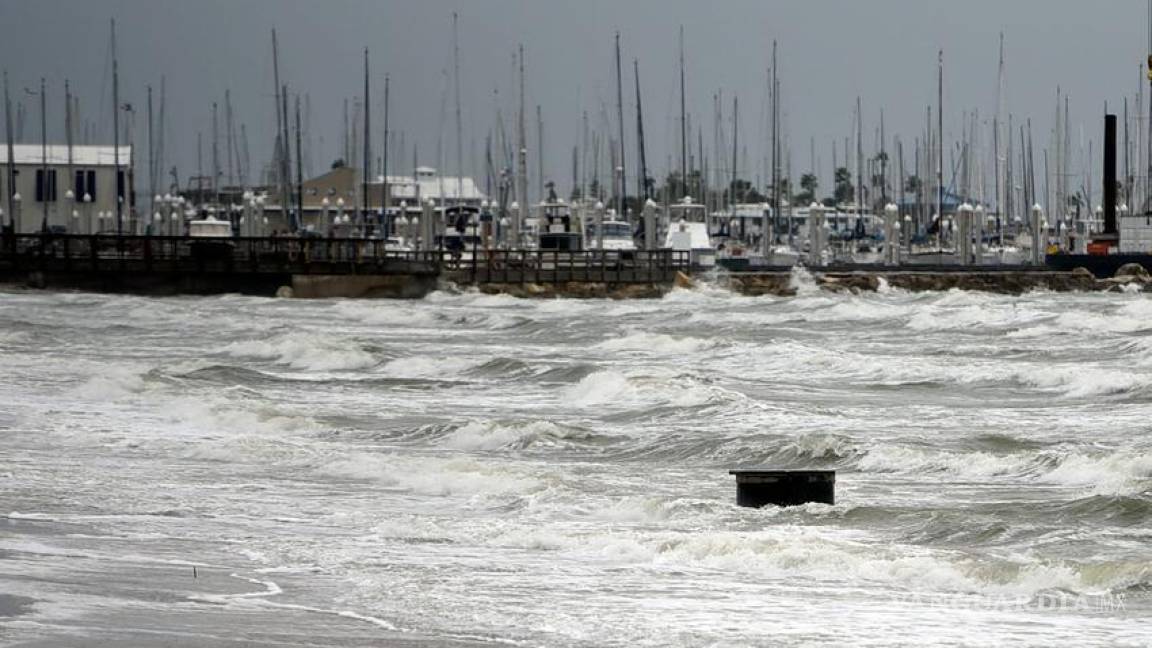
0,233,690,283
450,249,689,285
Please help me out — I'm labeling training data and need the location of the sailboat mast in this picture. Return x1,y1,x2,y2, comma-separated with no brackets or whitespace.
112,18,122,233
295,94,304,233
614,32,627,217
856,96,863,228
271,30,291,231
770,40,779,251
731,95,738,219
516,44,528,242
212,101,220,209
452,13,464,211
937,49,944,250
679,26,687,198
363,48,371,225
382,74,390,233
634,59,649,202
4,72,14,230
146,85,153,226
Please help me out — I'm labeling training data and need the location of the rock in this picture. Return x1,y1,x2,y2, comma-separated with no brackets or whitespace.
274,285,294,298
1114,263,1151,282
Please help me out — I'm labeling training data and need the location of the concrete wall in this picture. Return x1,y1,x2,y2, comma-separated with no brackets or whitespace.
290,273,438,298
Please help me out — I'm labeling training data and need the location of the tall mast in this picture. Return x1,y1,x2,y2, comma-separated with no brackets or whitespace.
516,44,528,238
614,32,627,216
158,78,166,192
995,33,1005,229
537,105,544,200
452,13,464,210
363,48,371,226
1147,0,1152,212
211,101,220,209
146,84,153,226
679,26,687,197
634,59,649,202
3,71,13,230
771,41,780,246
295,95,304,234
731,95,739,220
937,49,944,250
112,18,122,233
382,74,390,234
66,79,74,229
225,89,233,186
880,109,887,203
39,77,47,232
272,29,291,229
856,96,863,229
282,85,292,229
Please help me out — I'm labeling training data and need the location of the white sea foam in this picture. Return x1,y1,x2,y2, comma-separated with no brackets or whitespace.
442,420,579,451
71,365,147,400
565,370,635,406
856,445,1036,479
319,452,543,497
1040,450,1152,495
223,332,377,371
593,331,715,355
379,355,477,380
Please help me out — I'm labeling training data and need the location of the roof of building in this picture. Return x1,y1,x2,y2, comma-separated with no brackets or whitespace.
0,144,133,166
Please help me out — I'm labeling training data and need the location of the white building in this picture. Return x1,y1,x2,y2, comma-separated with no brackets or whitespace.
384,166,486,208
1,144,134,234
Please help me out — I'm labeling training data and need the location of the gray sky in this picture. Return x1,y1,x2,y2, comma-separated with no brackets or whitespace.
1,0,1148,202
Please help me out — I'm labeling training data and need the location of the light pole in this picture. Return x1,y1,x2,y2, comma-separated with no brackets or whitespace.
468,209,479,279
63,189,75,234
12,192,21,234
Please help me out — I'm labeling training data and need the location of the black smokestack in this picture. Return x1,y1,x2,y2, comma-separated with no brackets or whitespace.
1104,113,1117,235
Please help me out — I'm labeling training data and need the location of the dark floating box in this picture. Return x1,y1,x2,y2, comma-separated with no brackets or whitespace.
729,470,835,507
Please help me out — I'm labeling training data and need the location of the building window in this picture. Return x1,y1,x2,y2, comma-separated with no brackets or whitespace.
35,169,58,202
74,169,98,201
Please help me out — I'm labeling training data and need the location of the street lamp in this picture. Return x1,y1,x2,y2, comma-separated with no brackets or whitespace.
468,209,479,278
12,192,21,234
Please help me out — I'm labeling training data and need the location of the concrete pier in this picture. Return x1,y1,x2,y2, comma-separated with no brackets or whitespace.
729,470,835,507
726,267,1102,296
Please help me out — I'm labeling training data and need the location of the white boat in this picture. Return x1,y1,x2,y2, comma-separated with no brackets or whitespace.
664,198,715,267
586,219,637,251
188,217,233,238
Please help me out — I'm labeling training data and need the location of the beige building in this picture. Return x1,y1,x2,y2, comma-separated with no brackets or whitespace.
1,144,135,234
263,165,486,233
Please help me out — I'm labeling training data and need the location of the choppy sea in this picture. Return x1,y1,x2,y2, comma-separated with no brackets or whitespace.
2,279,1150,646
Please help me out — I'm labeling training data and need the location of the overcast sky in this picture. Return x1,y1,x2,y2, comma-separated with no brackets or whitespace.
1,0,1148,201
